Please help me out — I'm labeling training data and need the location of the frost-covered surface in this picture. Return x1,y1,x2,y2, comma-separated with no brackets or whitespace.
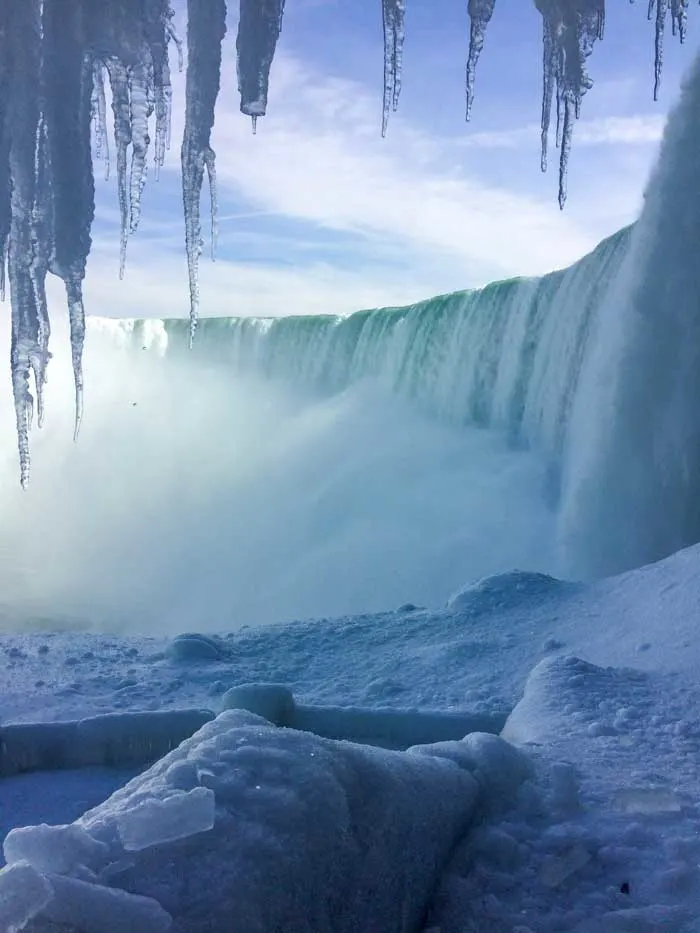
1,545,700,929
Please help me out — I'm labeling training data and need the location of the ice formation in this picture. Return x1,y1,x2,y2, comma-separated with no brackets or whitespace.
0,0,693,484
1,709,531,932
381,0,406,137
181,0,227,346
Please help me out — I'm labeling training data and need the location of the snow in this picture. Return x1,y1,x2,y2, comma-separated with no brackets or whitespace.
1,544,700,930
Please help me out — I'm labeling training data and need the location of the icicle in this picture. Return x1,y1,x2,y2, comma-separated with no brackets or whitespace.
182,0,226,346
643,0,688,99
465,0,496,122
106,59,131,279
539,18,555,171
142,1,175,180
671,0,689,41
91,61,110,181
0,8,10,305
650,0,669,100
43,0,94,441
381,0,406,136
128,60,154,234
535,0,604,208
6,0,52,487
236,0,285,123
205,148,217,262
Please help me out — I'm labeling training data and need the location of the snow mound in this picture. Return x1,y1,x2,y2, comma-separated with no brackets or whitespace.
5,710,530,932
447,570,577,614
167,633,228,662
502,655,649,747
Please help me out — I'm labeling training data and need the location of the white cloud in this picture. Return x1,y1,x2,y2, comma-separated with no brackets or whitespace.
86,45,668,319
457,115,665,150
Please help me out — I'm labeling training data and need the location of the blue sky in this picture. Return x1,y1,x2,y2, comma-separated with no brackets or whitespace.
76,0,700,319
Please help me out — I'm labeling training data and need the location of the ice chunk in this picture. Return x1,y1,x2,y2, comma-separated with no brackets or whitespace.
38,873,172,933
3,823,109,876
614,786,683,814
0,862,54,933
116,786,216,851
539,842,592,888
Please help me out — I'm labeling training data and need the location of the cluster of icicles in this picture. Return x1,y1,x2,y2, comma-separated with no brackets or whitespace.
0,0,692,485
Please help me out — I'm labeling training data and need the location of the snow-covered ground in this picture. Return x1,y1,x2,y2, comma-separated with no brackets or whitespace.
1,545,699,931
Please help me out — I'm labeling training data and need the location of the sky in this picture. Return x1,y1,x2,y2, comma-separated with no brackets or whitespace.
77,0,700,319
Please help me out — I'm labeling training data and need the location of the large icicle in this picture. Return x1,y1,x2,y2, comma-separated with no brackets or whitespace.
106,59,132,279
6,0,53,487
182,0,226,345
144,0,175,180
535,0,605,209
0,5,10,303
381,0,406,136
91,61,110,181
43,0,95,441
88,1,174,275
648,0,689,100
236,0,286,132
465,0,496,121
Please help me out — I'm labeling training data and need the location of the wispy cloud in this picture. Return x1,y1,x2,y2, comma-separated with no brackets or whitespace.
86,40,670,320
457,115,666,150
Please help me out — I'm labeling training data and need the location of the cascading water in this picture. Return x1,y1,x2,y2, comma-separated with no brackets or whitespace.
138,226,631,508
559,52,700,578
